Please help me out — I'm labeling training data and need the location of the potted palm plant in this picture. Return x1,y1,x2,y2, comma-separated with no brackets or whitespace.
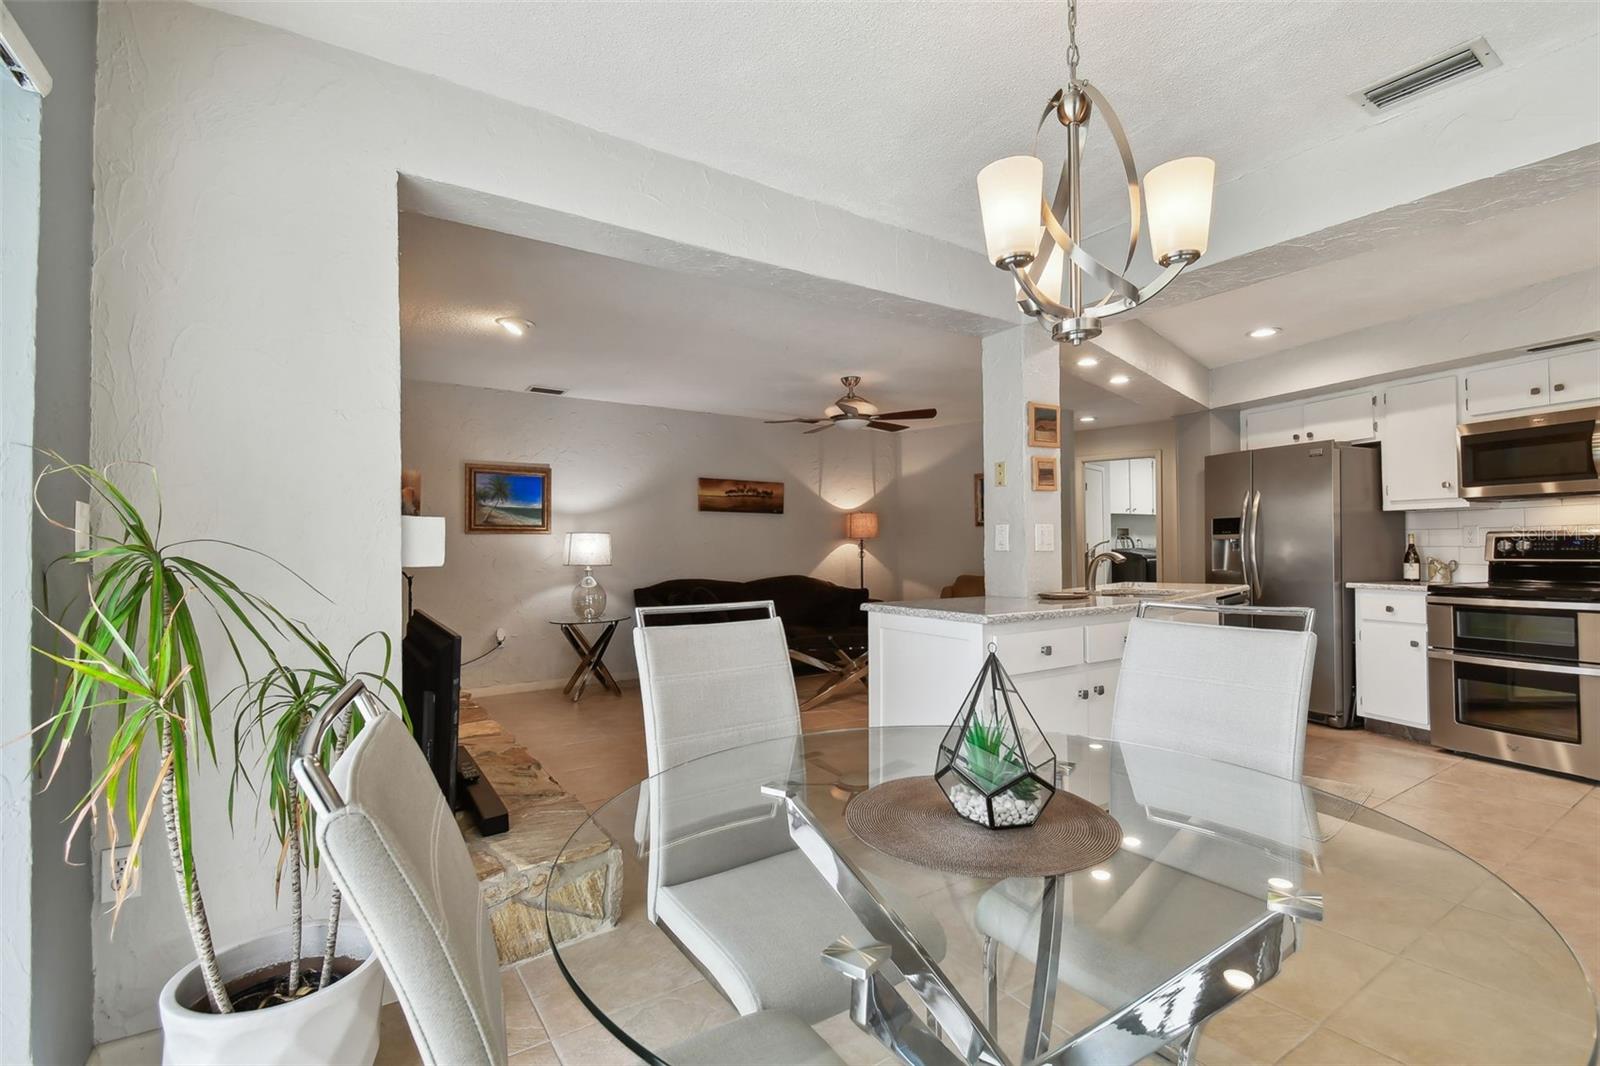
31,458,392,1064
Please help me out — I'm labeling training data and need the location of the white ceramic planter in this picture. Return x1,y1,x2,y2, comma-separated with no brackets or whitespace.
158,921,383,1066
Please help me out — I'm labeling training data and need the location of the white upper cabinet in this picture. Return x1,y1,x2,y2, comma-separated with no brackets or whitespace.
1381,375,1466,510
1104,460,1132,513
1242,405,1303,449
1548,347,1600,404
1302,392,1378,443
1127,458,1157,514
1463,360,1550,417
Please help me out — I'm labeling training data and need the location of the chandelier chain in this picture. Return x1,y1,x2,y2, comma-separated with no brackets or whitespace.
1066,0,1080,83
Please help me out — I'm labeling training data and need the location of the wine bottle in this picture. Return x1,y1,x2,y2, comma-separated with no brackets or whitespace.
1402,533,1421,582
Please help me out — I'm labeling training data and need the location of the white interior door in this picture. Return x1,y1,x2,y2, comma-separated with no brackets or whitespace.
1085,464,1109,552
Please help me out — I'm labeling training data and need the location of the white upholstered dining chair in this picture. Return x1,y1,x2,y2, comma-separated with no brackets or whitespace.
632,603,947,1024
294,679,844,1066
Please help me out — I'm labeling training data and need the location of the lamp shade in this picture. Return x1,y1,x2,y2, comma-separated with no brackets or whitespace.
977,155,1044,266
845,512,880,541
1015,244,1064,305
564,531,612,567
1144,156,1215,266
400,515,446,569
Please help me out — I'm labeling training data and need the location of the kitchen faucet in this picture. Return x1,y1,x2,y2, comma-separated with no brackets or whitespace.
1084,548,1127,594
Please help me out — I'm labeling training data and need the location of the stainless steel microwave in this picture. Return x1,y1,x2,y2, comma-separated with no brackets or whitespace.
1457,406,1600,500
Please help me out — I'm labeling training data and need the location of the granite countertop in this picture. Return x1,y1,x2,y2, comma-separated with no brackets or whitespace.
1346,581,1430,592
864,582,1250,624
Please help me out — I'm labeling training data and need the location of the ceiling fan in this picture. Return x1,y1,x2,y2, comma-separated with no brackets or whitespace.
765,376,938,434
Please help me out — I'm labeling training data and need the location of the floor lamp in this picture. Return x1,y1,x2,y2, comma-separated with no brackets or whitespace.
845,512,879,590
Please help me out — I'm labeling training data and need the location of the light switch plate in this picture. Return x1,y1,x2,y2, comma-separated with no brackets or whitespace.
1034,524,1055,552
994,524,1010,552
74,500,91,553
994,462,1006,487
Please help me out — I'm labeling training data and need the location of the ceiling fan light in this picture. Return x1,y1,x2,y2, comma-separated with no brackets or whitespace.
837,418,871,431
1144,156,1215,266
977,155,1045,267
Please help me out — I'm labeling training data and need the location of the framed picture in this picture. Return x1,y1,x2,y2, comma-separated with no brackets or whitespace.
1027,402,1061,448
974,473,985,526
698,477,784,515
1031,455,1059,492
465,461,551,533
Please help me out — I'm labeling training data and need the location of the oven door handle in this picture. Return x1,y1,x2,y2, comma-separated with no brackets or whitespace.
1428,596,1600,612
1426,648,1600,677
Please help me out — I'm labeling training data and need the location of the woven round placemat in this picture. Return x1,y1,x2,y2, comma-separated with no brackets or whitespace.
844,777,1122,879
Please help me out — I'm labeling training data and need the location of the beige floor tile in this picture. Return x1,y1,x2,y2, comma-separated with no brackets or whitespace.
519,954,605,1039
504,967,552,1053
550,1021,648,1065
519,922,704,1038
1383,776,1576,835
1253,925,1395,1023
1301,865,1457,954
586,980,737,1054
1325,957,1596,1065
508,1041,562,1065
1429,757,1593,807
1544,789,1600,844
1400,903,1596,1021
1502,830,1600,887
1372,796,1539,868
375,1001,423,1066
1194,994,1317,1066
1277,1027,1399,1066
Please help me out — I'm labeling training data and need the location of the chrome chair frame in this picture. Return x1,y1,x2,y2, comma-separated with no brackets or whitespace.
1133,599,1315,630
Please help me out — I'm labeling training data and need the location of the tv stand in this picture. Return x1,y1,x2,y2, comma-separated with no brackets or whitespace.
455,749,509,836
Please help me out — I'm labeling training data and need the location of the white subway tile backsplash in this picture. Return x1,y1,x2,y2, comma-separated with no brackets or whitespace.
1453,562,1489,583
1404,496,1596,567
1405,511,1465,530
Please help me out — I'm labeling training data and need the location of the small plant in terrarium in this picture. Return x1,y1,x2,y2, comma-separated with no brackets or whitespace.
935,648,1056,829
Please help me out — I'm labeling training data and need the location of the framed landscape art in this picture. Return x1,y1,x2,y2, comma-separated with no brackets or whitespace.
1031,455,1059,492
698,477,784,515
1027,402,1061,448
974,473,984,526
465,461,552,533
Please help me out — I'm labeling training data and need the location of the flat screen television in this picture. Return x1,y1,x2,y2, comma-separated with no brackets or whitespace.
402,610,462,809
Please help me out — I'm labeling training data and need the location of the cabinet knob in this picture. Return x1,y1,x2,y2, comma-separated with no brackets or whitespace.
1409,640,1420,648
1040,645,1052,656
1093,684,1106,696
1441,480,1452,489
1292,433,1301,441
1306,431,1315,439
1076,689,1090,700
1554,383,1566,393
1530,386,1542,395
1385,604,1395,613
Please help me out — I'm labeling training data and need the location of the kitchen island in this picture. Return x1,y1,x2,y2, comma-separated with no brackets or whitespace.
866,582,1248,736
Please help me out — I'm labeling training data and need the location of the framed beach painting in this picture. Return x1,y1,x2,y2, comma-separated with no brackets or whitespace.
465,461,552,533
1027,402,1061,448
698,477,784,515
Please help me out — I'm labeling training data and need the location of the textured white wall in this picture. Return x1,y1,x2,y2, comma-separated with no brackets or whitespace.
895,424,985,600
403,381,902,688
88,0,999,1040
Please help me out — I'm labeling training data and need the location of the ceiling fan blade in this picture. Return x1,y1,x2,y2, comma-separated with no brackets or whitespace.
873,408,937,421
836,401,861,416
764,417,827,424
804,422,837,434
866,421,909,433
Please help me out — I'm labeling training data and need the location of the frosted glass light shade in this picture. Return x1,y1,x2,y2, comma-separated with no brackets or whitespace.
1144,156,1215,265
977,155,1044,266
1015,244,1065,305
400,515,445,568
563,532,612,567
845,512,880,541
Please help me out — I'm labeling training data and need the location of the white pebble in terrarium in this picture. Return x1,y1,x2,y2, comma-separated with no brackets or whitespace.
948,782,1043,827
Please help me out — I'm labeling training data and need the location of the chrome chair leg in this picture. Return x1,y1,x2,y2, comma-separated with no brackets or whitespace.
982,935,999,1031
1176,1023,1203,1066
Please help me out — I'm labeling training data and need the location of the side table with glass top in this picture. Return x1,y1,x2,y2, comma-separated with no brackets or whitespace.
547,615,627,702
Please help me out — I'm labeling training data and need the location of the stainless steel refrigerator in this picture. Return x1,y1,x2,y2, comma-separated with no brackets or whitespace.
1204,442,1405,727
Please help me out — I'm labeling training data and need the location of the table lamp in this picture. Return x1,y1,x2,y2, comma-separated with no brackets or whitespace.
400,515,446,618
845,511,879,590
564,532,613,619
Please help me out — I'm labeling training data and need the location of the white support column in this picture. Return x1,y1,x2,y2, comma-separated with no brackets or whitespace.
982,325,1063,598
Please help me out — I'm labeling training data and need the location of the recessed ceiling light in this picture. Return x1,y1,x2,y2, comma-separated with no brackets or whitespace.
1076,355,1099,368
1109,374,1130,386
1087,742,1104,750
1248,326,1281,339
1079,415,1096,423
496,316,534,337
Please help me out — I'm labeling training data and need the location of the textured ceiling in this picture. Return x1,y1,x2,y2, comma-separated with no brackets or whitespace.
399,213,984,425
1140,185,1600,367
202,0,1600,249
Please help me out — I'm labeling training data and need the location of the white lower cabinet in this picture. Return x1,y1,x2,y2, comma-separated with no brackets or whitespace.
1354,590,1430,729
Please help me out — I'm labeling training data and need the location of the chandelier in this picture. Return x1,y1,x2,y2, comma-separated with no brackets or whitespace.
976,0,1215,345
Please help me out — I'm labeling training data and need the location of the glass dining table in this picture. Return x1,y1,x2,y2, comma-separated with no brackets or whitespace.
544,728,1599,1065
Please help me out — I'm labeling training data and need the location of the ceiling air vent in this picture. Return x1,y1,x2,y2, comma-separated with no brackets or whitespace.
1354,38,1500,115
1526,337,1595,354
525,385,566,396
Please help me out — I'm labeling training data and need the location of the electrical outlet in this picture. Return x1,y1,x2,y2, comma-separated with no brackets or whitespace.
994,523,1010,552
101,845,140,904
1034,524,1055,552
74,500,91,553
494,627,507,644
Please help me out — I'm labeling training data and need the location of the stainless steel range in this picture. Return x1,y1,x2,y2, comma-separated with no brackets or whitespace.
1427,529,1600,781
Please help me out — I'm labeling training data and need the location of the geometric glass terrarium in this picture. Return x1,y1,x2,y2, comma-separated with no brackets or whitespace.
934,646,1057,829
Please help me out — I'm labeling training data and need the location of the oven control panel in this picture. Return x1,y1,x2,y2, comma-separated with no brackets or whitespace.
1486,529,1600,562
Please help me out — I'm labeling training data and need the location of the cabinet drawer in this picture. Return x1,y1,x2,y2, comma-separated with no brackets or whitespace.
1356,590,1426,625
993,627,1085,675
1084,621,1129,663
